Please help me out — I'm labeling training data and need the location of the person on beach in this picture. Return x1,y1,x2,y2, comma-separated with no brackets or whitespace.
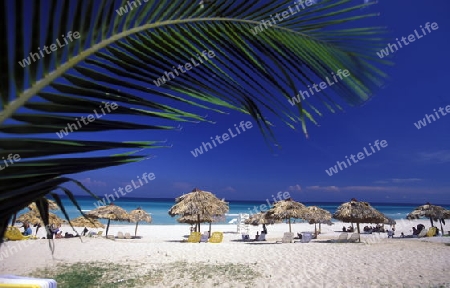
255,231,259,241
22,222,32,236
262,224,267,235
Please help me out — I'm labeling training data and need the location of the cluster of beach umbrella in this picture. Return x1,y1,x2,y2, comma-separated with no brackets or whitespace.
86,205,152,237
168,188,229,233
17,195,450,242
241,197,450,243
16,200,152,237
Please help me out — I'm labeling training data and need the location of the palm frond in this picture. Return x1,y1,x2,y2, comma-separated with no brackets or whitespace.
0,0,391,239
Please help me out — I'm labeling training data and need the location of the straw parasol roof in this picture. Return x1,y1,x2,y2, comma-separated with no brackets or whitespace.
333,199,388,241
265,198,306,233
168,188,229,232
86,203,130,236
244,212,280,226
406,202,448,233
11,198,60,227
28,199,59,212
129,207,152,237
17,211,65,226
177,213,225,224
69,216,104,228
302,206,332,235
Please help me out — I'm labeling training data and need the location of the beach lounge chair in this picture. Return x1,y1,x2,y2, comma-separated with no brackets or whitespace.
116,232,124,239
187,232,201,243
418,229,427,238
209,232,223,243
300,232,313,243
257,233,266,241
200,232,209,243
4,227,32,241
347,233,360,243
124,233,132,239
277,232,294,243
241,234,250,241
329,233,348,243
0,274,57,288
92,231,103,238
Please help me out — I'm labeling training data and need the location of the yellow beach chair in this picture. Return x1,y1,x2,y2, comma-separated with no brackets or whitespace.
187,232,201,243
209,232,223,243
4,227,32,241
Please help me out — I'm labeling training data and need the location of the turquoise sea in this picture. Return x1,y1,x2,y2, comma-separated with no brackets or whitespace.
19,196,450,226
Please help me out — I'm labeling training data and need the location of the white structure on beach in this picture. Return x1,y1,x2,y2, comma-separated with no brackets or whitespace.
237,213,250,234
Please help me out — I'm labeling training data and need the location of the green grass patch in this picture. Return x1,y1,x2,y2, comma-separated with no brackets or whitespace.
29,261,263,287
30,262,140,288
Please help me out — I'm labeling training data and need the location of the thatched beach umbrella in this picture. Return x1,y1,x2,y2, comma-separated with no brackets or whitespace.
333,199,388,242
244,212,280,226
406,203,448,234
129,207,152,237
69,216,104,228
177,213,225,224
86,203,130,236
168,188,229,232
11,198,60,226
303,206,332,235
28,199,59,212
265,198,306,233
17,211,65,226
244,211,281,234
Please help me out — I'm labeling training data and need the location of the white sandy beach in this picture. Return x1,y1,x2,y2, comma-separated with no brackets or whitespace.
1,219,450,288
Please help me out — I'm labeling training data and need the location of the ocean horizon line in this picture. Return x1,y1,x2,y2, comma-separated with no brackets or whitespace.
57,194,450,206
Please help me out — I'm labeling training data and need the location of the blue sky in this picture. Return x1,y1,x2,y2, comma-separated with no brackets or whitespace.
60,0,450,204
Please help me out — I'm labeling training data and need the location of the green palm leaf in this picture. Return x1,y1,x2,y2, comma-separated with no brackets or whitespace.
0,0,391,239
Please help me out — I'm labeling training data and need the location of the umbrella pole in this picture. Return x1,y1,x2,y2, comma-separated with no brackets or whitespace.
314,223,317,236
106,219,111,236
198,214,201,233
356,223,361,242
440,220,444,236
319,223,322,234
135,221,139,237
430,217,434,227
289,218,292,233
11,213,17,226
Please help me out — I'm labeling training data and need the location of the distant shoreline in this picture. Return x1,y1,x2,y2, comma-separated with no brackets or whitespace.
53,194,450,206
